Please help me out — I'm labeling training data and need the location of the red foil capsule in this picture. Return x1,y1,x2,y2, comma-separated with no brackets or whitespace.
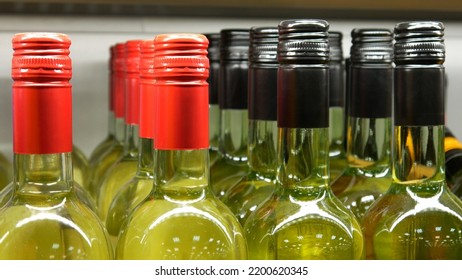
114,42,125,119
154,34,209,150
124,40,142,125
139,39,155,140
12,32,73,154
109,45,115,113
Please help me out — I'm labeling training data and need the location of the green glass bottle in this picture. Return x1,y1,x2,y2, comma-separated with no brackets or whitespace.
330,29,393,222
88,42,125,199
222,27,277,225
205,33,221,165
72,144,90,191
210,29,249,199
328,31,347,182
444,127,462,199
97,40,142,222
363,21,462,259
106,39,155,247
244,20,364,260
0,152,12,191
0,33,112,259
89,46,117,167
117,34,247,260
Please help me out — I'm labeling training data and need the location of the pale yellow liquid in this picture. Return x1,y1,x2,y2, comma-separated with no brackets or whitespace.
0,189,112,259
89,135,116,166
211,109,248,199
0,152,12,191
117,191,247,260
211,157,248,199
329,107,346,182
106,174,153,247
244,188,364,259
223,174,275,225
363,181,462,259
333,173,390,222
73,145,90,192
89,144,124,199
97,157,138,222
244,128,364,260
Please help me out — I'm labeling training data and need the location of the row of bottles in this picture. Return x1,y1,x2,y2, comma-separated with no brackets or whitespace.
0,19,461,260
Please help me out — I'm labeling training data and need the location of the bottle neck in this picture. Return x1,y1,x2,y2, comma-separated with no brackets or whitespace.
392,125,445,187
137,137,154,178
115,117,125,144
123,123,139,156
108,111,115,137
154,149,209,199
219,109,248,162
248,119,277,179
277,127,329,195
209,104,220,152
346,116,392,174
329,107,345,156
14,153,73,194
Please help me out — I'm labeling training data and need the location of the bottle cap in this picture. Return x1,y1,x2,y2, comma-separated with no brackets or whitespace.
328,31,344,108
124,40,142,125
350,29,393,63
220,29,249,61
348,28,393,118
140,39,155,79
328,31,343,62
139,39,156,140
154,34,209,150
12,32,72,80
394,21,445,64
249,26,278,64
113,42,126,119
109,45,115,112
114,42,126,72
205,33,220,62
205,33,220,105
277,19,330,129
125,39,142,73
219,29,250,110
248,26,278,121
12,32,73,154
154,34,209,78
278,19,330,63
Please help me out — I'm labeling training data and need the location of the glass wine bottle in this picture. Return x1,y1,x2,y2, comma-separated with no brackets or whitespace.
0,152,12,191
89,45,117,166
222,26,277,225
244,20,364,260
72,144,90,191
328,31,347,182
444,127,462,199
0,32,112,259
210,29,250,199
88,42,126,199
363,21,462,259
117,34,247,260
330,29,393,222
205,33,221,165
97,40,141,221
106,39,155,247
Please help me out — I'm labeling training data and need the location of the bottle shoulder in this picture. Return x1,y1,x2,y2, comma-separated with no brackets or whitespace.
0,190,112,259
117,194,247,260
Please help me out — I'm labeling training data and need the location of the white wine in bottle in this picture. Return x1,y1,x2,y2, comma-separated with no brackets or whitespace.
117,34,247,260
0,32,112,259
97,40,142,222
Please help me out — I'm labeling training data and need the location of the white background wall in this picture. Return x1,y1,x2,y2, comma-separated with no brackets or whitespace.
0,15,461,159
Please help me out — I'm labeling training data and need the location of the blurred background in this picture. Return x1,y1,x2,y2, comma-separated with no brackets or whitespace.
0,0,461,158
